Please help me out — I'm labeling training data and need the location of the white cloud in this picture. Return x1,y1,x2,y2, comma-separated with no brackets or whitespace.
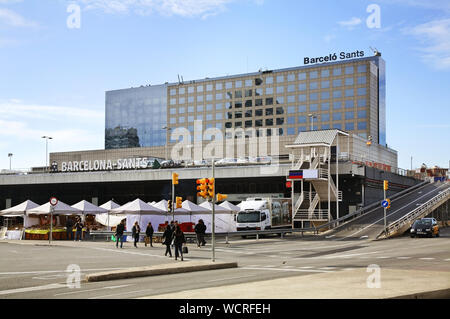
404,19,450,70
0,8,38,28
76,0,254,19
338,17,362,29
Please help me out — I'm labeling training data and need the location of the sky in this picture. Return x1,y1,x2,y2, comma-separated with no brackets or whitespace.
0,0,449,171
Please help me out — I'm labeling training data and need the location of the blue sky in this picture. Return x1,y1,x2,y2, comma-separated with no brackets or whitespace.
0,0,449,171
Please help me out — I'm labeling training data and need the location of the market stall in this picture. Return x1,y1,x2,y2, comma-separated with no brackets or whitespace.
0,200,40,240
198,201,234,233
96,200,123,230
26,201,82,240
72,200,107,233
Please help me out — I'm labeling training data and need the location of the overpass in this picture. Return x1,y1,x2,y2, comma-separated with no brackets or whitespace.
320,181,450,240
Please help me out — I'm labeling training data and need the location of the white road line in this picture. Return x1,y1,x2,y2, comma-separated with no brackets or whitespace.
419,258,435,261
241,267,334,273
376,256,390,259
263,265,277,268
281,265,295,268
322,251,381,259
342,268,355,271
91,247,166,258
397,257,411,260
54,284,133,296
299,266,314,269
89,288,154,299
207,275,258,283
318,267,336,270
0,267,126,276
0,283,66,296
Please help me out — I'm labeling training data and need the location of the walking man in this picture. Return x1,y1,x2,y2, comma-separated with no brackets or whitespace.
162,223,173,257
132,221,140,248
195,219,207,247
74,217,83,241
65,217,74,241
145,222,154,247
173,225,186,261
115,220,125,249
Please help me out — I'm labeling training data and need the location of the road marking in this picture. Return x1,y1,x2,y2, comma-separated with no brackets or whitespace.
299,266,314,269
0,267,126,276
281,265,295,268
207,275,257,283
241,267,334,273
0,283,66,296
263,265,277,268
89,288,154,299
342,268,355,271
419,258,435,261
397,257,411,260
376,256,390,259
54,284,133,296
322,251,381,259
91,247,166,258
318,267,336,270
33,274,67,280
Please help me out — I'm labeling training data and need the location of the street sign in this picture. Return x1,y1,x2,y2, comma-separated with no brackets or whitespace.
49,197,58,206
381,199,391,208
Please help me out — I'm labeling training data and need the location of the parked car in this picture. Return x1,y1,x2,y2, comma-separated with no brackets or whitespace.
410,218,439,238
216,158,238,166
160,160,174,168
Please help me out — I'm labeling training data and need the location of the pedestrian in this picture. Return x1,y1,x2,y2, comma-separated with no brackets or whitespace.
172,225,186,261
162,224,173,257
145,222,154,247
65,217,74,241
115,220,125,249
194,219,207,247
132,221,141,248
74,217,83,241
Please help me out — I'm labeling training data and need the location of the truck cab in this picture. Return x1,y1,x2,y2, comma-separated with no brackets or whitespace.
236,198,271,231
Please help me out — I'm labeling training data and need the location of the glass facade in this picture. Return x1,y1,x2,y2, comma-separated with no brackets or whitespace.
105,84,167,149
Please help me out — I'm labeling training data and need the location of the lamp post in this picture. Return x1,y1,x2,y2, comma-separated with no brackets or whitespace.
308,114,317,131
162,126,171,160
41,136,53,172
8,153,13,170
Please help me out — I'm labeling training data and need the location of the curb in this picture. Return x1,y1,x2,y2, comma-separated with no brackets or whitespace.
86,261,238,282
390,288,450,299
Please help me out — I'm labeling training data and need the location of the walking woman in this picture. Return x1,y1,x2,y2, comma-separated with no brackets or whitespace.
173,225,186,261
132,221,141,248
162,223,173,257
145,222,154,247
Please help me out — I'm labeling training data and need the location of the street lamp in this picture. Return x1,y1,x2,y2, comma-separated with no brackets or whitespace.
41,136,53,172
162,126,171,160
8,153,13,170
308,114,317,131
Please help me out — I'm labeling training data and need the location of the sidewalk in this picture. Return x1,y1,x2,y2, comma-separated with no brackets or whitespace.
142,268,450,299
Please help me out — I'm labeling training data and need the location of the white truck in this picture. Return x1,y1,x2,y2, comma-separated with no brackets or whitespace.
236,198,292,231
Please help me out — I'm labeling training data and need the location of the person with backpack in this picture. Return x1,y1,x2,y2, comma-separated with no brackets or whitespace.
194,219,207,247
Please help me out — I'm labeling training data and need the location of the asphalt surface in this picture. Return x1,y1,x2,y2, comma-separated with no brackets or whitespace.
323,182,450,240
0,227,449,299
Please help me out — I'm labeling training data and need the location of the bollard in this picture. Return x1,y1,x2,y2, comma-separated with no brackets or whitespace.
281,232,284,239
256,233,259,240
225,234,229,244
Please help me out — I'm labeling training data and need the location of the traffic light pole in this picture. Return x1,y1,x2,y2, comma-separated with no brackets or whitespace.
212,159,216,262
172,175,175,222
384,188,387,237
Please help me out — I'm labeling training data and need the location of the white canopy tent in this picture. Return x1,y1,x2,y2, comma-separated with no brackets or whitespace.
96,200,124,228
27,201,82,216
198,201,235,233
0,200,40,230
72,200,107,215
219,201,241,213
111,199,166,233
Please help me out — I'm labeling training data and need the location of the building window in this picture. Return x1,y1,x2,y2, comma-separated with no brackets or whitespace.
333,79,342,87
266,87,274,94
357,76,366,85
216,113,223,120
333,101,342,109
276,107,284,115
357,65,367,73
276,117,284,125
276,96,284,104
216,103,223,110
170,108,176,115
255,99,263,106
265,118,273,126
245,110,252,117
197,85,204,93
310,104,318,111
179,87,185,95
227,112,233,119
298,104,307,113
276,86,284,94
276,75,284,83
321,113,330,122
298,72,306,80
170,89,176,96
287,85,295,93
245,79,252,87
357,110,367,118
287,116,295,124
245,89,252,97
216,93,223,100
255,78,263,86
287,95,295,103
206,114,213,121
255,88,263,96
266,98,274,105
255,109,263,116
225,82,232,89
235,101,243,108
298,126,307,132
197,105,204,112
206,84,213,91
321,91,330,99
236,80,242,88
333,123,342,130
357,99,366,107
235,122,242,128
235,90,242,98
321,124,330,129
310,71,318,79
333,90,342,98
179,117,185,123
266,77,273,84
288,106,295,114
225,122,232,128
235,111,242,119
298,116,307,123
170,98,176,105
345,66,354,74
265,108,273,116
321,69,330,77
206,94,213,101
216,83,223,90
321,102,330,111
333,112,342,121
179,97,185,104
245,100,252,107
188,106,194,113
357,87,366,96
345,77,354,86
333,68,342,76
197,95,204,102
206,104,213,111
287,74,295,82
357,121,367,130
298,83,307,91
170,118,176,124
345,111,354,120
188,96,194,103
345,122,354,130
321,80,330,89
345,100,354,108
310,82,318,90
298,94,307,102
179,107,185,114
255,119,263,127
345,89,354,97
245,120,252,128
287,127,296,135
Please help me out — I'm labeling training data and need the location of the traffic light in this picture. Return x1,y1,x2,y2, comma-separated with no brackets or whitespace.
386,198,391,209
217,193,228,202
167,200,173,212
207,178,215,198
172,172,179,185
383,180,389,191
196,178,208,198
176,196,183,209
286,181,292,188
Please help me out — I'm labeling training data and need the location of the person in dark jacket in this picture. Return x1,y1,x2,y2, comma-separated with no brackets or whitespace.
74,218,84,241
115,220,125,248
162,224,173,257
65,217,74,241
172,225,186,261
132,221,141,248
195,219,207,247
145,222,154,247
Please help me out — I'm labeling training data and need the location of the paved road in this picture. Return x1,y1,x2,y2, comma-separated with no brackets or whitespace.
0,227,449,299
323,182,450,240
